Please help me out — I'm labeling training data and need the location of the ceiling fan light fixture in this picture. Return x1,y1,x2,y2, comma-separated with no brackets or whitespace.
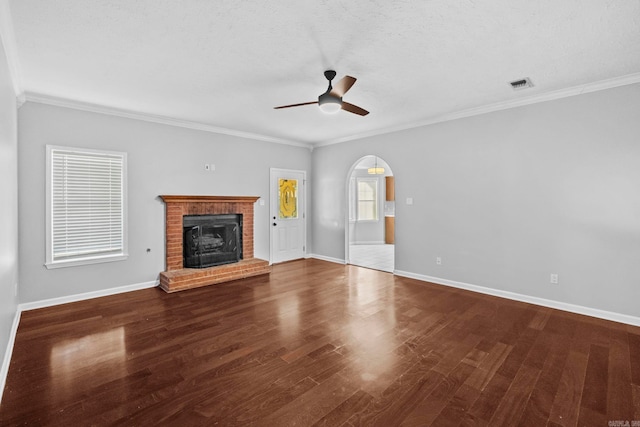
318,93,342,114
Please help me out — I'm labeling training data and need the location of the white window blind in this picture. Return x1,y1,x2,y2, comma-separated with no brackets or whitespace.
46,146,128,268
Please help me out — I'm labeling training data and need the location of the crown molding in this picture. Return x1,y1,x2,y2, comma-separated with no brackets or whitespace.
22,72,640,150
314,72,640,147
0,0,24,101
24,92,314,150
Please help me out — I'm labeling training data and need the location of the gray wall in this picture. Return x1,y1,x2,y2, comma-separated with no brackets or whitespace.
312,84,640,318
18,102,311,303
0,34,18,379
12,80,640,319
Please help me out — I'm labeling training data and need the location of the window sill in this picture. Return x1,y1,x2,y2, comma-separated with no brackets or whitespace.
45,254,129,269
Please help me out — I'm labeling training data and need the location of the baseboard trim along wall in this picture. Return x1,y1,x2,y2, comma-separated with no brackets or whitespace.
0,309,21,405
394,269,640,327
18,280,159,312
308,254,346,265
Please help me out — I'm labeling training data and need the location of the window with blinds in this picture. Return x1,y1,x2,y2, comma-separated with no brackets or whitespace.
46,146,128,268
356,177,378,221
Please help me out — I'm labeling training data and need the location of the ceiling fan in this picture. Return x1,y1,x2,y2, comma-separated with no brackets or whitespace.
274,70,369,116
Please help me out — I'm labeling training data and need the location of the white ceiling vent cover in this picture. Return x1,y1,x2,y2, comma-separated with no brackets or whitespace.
510,77,534,90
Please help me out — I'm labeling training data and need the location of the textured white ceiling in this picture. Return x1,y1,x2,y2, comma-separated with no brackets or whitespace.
7,0,640,146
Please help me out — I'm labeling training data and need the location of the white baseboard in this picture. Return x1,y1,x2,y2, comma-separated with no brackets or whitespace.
308,254,346,265
18,280,159,312
0,309,21,405
394,270,640,327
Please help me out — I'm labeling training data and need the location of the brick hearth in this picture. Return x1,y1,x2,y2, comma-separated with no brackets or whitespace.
159,195,270,292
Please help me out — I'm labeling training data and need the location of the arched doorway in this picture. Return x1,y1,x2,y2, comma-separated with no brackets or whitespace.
345,155,395,272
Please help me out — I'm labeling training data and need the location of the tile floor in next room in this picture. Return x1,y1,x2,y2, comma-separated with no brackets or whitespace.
349,244,394,273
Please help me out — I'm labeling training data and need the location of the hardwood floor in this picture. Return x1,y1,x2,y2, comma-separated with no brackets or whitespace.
1,259,639,426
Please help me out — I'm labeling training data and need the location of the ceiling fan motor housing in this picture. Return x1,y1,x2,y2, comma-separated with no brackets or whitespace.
319,70,341,113
318,92,342,113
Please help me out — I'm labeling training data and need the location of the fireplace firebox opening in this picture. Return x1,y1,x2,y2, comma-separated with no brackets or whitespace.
183,214,242,268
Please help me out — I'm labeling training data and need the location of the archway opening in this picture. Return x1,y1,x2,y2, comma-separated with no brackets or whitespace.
346,155,395,272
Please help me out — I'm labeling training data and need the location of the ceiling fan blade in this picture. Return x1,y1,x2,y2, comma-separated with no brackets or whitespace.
330,76,356,97
342,102,369,116
274,101,318,109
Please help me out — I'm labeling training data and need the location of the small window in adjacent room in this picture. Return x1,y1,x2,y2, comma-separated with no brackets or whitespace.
45,145,128,269
357,177,378,221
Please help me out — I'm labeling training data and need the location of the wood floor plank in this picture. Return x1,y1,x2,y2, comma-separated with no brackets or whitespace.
344,353,444,425
398,362,475,426
576,405,609,427
548,350,589,426
1,259,638,426
467,372,512,423
232,376,319,424
488,363,540,426
629,331,640,386
495,326,540,380
464,341,512,391
580,344,610,415
429,383,481,427
517,332,570,426
259,370,360,426
543,312,579,337
528,307,552,331
607,328,634,421
632,384,640,420
572,317,611,357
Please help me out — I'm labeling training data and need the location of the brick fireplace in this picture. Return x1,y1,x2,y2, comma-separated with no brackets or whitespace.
159,195,270,292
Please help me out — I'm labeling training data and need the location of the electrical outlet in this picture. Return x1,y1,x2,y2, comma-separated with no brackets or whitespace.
436,257,442,265
406,197,413,205
550,274,558,284
210,164,216,171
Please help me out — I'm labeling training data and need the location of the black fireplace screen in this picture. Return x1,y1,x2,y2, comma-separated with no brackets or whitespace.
183,214,242,268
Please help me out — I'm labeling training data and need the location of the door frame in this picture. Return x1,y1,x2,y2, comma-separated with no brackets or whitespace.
344,156,394,267
270,168,307,265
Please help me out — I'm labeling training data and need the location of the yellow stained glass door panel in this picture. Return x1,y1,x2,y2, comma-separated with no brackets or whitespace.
271,169,306,264
278,179,298,219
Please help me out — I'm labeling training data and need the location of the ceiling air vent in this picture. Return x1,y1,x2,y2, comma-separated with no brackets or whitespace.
510,77,534,90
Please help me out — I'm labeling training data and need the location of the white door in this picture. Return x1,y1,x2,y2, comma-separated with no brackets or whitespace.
270,169,306,264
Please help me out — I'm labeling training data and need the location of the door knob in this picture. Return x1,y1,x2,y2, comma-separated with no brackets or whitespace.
273,222,277,226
